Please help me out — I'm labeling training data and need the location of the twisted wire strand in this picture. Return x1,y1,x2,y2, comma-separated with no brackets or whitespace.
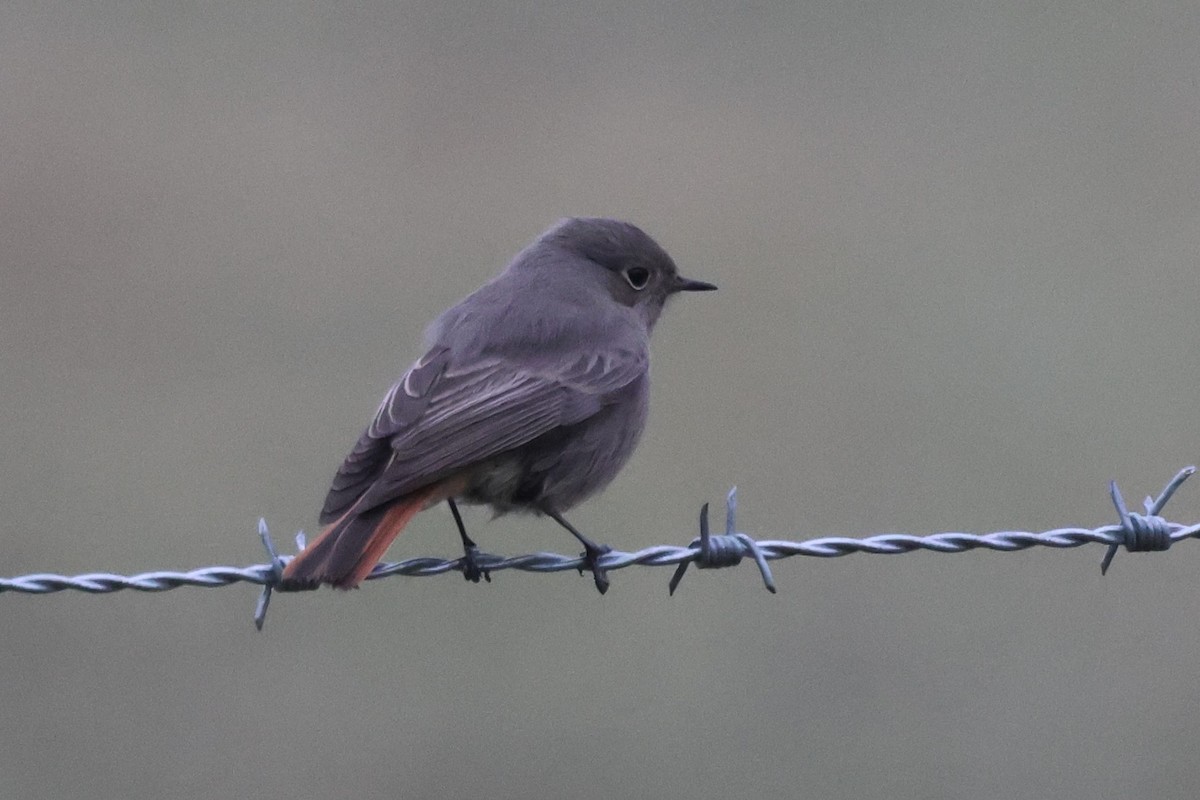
0,467,1195,631
6,523,1199,595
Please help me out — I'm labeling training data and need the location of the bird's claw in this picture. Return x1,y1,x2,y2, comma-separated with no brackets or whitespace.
460,545,491,584
578,543,612,595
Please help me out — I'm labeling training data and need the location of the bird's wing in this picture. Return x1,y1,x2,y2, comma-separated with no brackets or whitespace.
319,341,647,522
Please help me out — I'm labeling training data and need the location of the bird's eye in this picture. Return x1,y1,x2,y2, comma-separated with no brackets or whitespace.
624,266,651,290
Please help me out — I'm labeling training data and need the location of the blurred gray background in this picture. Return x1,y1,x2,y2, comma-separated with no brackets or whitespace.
3,2,1200,798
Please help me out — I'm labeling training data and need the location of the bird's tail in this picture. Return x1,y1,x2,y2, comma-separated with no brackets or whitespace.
281,487,438,590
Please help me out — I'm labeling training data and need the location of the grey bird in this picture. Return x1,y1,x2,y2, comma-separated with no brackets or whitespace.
280,217,716,593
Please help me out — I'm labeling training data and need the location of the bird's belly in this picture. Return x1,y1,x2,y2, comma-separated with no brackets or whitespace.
463,379,649,513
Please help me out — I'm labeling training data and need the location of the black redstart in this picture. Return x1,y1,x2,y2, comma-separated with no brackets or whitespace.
281,217,716,593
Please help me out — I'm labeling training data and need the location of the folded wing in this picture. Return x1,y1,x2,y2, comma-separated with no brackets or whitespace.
319,340,647,523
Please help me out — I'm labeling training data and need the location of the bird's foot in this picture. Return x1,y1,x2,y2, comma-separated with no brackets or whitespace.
578,541,612,595
459,544,491,584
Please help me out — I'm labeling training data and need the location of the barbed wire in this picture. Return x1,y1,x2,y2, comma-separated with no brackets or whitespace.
2,467,1196,631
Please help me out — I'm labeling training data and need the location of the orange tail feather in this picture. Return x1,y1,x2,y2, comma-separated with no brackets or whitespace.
338,497,430,588
281,485,442,590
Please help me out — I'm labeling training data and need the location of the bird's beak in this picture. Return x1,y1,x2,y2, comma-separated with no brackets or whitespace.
673,275,718,293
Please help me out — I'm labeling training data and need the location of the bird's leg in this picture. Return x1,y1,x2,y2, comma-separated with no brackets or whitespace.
538,504,611,595
447,498,488,583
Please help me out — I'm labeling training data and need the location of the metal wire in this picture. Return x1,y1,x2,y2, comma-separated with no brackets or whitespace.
1,467,1196,631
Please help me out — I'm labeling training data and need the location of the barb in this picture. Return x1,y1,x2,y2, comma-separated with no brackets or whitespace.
1,468,1197,631
668,488,776,595
1100,466,1193,575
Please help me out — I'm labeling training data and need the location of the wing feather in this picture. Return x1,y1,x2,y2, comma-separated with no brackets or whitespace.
319,340,646,522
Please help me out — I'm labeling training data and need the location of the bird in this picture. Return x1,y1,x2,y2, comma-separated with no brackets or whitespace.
280,217,716,593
